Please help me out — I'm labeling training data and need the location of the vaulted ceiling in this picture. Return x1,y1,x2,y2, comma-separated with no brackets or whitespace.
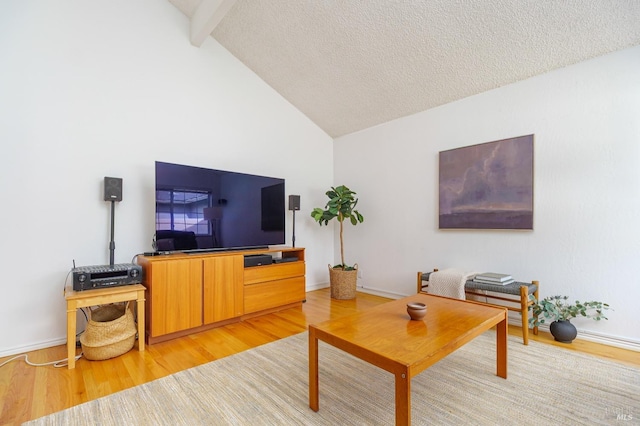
169,0,640,138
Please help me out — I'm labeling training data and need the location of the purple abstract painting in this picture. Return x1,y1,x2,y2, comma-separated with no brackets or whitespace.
439,135,534,230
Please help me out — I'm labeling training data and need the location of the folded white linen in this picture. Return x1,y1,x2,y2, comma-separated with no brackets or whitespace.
426,268,477,300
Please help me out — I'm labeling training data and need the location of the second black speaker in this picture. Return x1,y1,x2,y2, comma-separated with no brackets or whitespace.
288,195,300,211
104,177,123,202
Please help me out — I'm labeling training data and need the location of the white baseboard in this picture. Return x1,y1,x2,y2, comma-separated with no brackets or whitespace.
535,323,640,352
0,337,67,359
356,285,406,299
305,282,329,292
309,283,406,300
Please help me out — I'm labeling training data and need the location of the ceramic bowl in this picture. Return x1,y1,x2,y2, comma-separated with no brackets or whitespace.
407,302,427,320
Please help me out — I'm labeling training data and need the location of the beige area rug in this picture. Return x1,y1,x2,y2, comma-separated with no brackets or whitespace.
26,332,639,425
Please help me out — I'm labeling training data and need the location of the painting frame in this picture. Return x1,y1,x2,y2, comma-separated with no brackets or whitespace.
438,134,534,230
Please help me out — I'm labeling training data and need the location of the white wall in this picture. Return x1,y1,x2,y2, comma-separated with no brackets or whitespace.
2,1,637,356
334,46,640,347
0,0,334,356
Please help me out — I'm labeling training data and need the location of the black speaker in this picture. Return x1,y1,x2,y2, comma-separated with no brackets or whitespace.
104,177,123,202
288,195,300,211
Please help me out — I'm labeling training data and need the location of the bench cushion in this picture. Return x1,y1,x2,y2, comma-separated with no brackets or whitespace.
464,280,537,295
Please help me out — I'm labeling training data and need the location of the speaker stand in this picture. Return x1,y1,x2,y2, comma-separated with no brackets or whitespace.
292,209,296,248
109,200,116,267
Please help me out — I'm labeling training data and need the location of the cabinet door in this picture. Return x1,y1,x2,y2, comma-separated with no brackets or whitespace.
150,258,203,337
203,255,244,324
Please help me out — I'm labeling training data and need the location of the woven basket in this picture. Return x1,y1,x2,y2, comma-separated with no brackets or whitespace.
328,264,358,300
80,302,136,361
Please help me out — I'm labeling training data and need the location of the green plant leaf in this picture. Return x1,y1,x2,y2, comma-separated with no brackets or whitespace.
528,295,611,324
311,184,364,267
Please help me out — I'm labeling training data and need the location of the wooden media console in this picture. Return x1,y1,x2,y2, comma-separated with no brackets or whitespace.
138,247,305,344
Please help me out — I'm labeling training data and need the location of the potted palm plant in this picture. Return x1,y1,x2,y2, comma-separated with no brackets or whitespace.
528,295,611,343
311,185,364,299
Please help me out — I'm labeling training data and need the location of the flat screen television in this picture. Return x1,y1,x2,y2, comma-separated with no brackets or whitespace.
155,161,285,253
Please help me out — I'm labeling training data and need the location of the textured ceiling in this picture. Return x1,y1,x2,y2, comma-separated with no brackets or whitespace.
169,0,640,137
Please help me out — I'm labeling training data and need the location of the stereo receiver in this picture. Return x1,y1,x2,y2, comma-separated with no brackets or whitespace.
72,263,143,291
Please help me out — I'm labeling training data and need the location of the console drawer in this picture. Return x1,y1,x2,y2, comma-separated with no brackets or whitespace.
244,276,305,314
244,262,305,285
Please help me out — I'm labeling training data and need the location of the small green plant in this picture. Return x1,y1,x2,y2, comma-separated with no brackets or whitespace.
528,295,611,327
311,185,364,270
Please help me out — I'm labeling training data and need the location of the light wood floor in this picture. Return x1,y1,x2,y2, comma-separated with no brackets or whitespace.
1,288,638,425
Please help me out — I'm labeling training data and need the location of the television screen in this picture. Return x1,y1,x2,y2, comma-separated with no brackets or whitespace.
155,161,285,252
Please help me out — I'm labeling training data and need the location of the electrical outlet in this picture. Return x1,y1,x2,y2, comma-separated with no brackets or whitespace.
357,269,363,279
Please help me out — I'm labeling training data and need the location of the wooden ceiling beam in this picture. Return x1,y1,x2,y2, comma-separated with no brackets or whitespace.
190,0,237,47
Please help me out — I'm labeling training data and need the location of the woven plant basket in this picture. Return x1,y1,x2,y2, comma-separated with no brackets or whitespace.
80,302,136,361
328,264,358,300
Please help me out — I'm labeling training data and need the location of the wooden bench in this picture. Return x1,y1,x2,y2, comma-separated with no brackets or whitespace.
417,270,539,345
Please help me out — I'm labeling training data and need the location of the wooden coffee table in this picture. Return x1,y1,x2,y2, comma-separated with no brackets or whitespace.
308,293,507,425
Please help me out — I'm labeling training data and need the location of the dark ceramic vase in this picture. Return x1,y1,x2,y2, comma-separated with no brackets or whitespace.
550,320,577,343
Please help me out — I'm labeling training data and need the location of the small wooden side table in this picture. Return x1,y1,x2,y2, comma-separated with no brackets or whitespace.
64,284,146,369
